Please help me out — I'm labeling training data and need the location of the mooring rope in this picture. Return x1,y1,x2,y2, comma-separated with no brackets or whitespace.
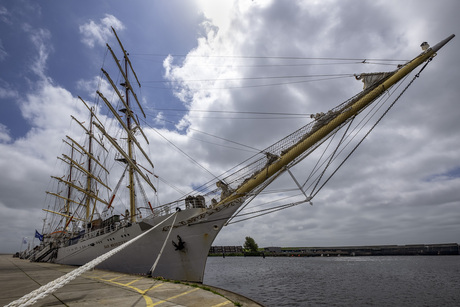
6,212,178,307
148,211,178,275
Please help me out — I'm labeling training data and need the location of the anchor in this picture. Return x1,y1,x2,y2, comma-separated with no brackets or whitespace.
172,235,186,251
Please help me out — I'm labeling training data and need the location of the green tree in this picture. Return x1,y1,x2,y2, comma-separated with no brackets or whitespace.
244,236,259,252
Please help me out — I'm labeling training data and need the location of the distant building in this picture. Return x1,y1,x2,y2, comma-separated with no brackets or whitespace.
264,247,282,253
264,243,459,256
209,246,243,254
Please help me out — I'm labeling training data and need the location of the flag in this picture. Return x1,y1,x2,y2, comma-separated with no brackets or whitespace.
35,230,44,241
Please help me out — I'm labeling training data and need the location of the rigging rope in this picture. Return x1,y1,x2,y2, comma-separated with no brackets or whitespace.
143,75,352,90
149,124,220,181
152,108,313,117
135,171,151,211
309,58,433,199
301,79,399,192
228,58,433,224
167,118,262,152
228,199,307,225
309,116,356,196
131,53,409,62
103,165,128,216
6,213,177,307
142,73,354,83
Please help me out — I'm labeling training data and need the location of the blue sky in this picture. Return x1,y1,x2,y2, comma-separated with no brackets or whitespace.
0,0,204,138
1,0,459,253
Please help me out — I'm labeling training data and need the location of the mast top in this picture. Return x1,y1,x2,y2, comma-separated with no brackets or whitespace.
430,34,455,52
111,26,142,89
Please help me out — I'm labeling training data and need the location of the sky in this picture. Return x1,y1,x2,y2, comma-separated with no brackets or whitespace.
0,0,459,254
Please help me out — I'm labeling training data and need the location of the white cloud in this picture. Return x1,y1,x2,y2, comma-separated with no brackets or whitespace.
0,5,12,25
0,15,99,252
195,0,271,33
22,24,53,80
20,81,80,129
0,82,17,99
0,39,7,61
0,123,11,143
163,0,460,248
79,14,125,48
76,75,112,98
1,0,459,254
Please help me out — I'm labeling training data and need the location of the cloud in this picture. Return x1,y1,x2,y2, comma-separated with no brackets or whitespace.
0,123,11,143
0,80,90,213
0,5,12,25
0,0,458,254
0,16,95,252
163,0,460,247
0,81,17,99
79,14,125,48
76,75,112,98
22,24,53,80
0,39,7,61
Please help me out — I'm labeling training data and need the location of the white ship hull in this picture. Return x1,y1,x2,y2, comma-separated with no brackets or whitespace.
53,203,240,283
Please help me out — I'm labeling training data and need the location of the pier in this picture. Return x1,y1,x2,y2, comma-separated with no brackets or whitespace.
0,255,261,306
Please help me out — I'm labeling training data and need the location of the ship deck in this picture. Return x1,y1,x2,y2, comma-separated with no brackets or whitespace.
0,254,262,306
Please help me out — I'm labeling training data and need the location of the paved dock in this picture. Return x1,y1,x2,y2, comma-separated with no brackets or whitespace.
0,254,262,306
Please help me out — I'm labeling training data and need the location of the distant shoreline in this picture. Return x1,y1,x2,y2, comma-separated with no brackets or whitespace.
210,243,460,257
8,243,458,258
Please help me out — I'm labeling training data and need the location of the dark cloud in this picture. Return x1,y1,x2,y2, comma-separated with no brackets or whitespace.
0,0,458,254
169,0,460,248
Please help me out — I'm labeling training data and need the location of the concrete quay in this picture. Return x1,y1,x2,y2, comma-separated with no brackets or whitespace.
0,255,261,307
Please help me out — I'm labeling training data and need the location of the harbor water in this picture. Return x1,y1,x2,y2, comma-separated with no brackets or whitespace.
203,255,460,306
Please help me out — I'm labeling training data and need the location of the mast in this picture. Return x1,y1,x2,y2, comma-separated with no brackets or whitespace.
57,101,111,225
215,34,455,207
125,54,137,223
84,106,94,220
64,144,74,229
108,26,152,223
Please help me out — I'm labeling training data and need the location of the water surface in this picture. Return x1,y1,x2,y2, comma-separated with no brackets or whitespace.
204,256,460,306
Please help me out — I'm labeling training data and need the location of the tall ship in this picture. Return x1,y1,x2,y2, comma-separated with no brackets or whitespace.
30,29,454,283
